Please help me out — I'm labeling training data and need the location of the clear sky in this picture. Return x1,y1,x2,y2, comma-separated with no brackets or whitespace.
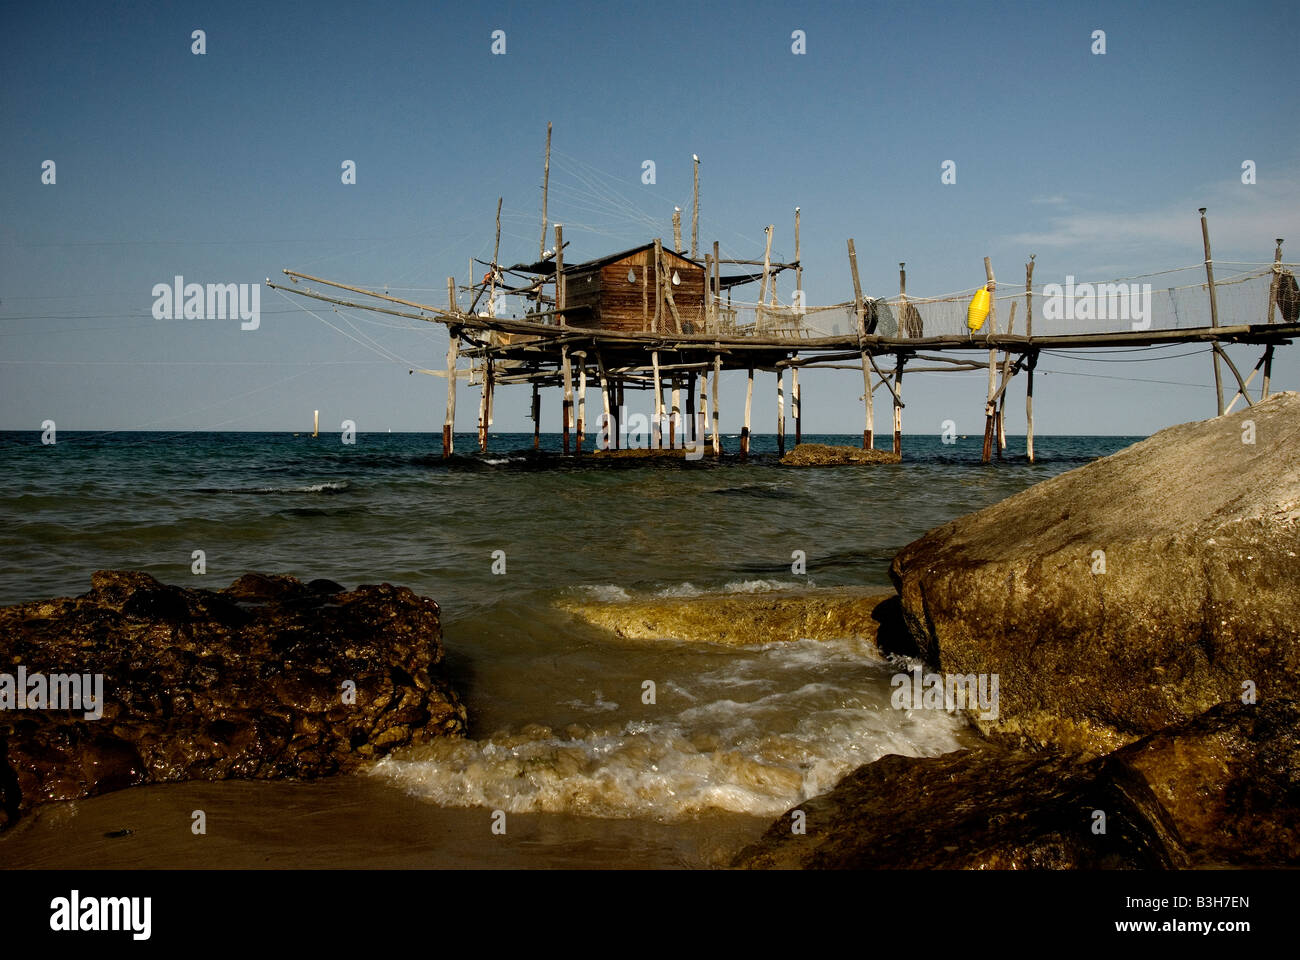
3,0,1297,436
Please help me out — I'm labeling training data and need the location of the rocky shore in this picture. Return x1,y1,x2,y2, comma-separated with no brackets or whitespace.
738,393,1300,868
0,571,466,831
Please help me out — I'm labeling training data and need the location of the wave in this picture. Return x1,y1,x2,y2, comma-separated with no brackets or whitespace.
370,637,971,820
194,481,351,495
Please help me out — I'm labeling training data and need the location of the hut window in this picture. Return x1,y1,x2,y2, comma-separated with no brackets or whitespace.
627,268,636,283
672,270,681,286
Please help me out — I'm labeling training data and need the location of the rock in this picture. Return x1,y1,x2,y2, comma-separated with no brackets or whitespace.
734,697,1300,868
780,443,901,466
733,744,1189,869
558,587,892,645
1113,698,1300,865
0,571,467,828
889,392,1300,753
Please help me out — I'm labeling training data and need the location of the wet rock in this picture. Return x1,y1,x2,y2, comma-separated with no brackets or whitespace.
0,571,466,828
734,697,1300,868
889,392,1300,753
780,443,901,467
733,743,1189,869
558,587,892,645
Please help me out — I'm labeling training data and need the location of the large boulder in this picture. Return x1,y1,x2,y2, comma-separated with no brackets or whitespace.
734,698,1300,868
889,392,1300,754
0,571,467,829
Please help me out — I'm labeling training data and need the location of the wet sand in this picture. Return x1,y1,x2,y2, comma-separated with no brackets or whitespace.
0,774,771,869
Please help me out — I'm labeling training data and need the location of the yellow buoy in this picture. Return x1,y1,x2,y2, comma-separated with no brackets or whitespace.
967,287,991,332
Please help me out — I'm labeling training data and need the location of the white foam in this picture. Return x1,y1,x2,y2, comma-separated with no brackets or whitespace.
369,638,968,820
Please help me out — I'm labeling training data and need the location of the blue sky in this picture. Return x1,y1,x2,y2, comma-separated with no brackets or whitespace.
2,0,1297,435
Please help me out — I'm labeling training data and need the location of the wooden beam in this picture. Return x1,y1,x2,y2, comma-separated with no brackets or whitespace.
576,354,587,455
981,257,998,463
1213,342,1254,406
1267,238,1284,324
848,239,865,336
652,349,663,448
596,350,612,450
532,381,541,451
794,207,802,302
1026,350,1038,462
893,354,905,455
997,301,1019,456
758,226,774,330
1224,348,1270,414
673,208,682,254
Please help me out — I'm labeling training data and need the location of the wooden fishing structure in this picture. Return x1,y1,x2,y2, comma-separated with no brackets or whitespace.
269,129,1300,463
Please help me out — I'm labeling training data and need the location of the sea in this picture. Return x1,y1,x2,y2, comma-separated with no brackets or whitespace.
0,430,1139,868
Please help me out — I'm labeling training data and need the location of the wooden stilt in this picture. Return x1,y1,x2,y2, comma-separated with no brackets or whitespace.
847,239,865,336
442,305,458,459
741,366,753,459
597,351,612,450
1026,255,1035,462
893,354,904,455
670,375,681,448
653,239,663,333
712,241,721,333
1263,343,1274,398
712,353,722,456
794,207,802,302
696,369,707,448
1200,208,1225,415
561,347,574,455
686,372,696,446
673,208,682,254
1026,350,1038,463
531,381,541,451
616,379,625,449
861,351,874,450
792,366,801,446
996,301,1018,458
776,369,786,457
478,361,492,453
576,356,587,456
651,350,663,448
981,257,998,464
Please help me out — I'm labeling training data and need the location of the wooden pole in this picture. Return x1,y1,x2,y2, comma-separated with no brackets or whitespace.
686,372,696,447
1026,350,1038,460
794,207,802,302
861,351,874,450
576,354,587,455
1026,255,1036,462
532,381,541,451
490,196,502,315
616,379,625,449
696,369,707,448
477,361,490,453
653,239,663,333
1263,344,1274,399
561,346,573,455
996,301,1018,457
673,208,683,254
741,366,753,460
758,226,773,330
981,257,998,463
892,354,904,455
899,263,907,338
1267,239,1284,324
691,156,700,261
712,353,722,456
848,239,865,335
597,351,612,450
776,369,785,457
792,366,801,446
670,375,681,448
1200,208,1225,415
443,277,458,458
659,248,684,334
652,350,663,449
713,241,721,332
539,122,551,258
557,225,572,453
555,225,565,324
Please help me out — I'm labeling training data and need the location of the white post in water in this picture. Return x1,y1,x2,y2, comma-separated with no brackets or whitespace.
313,409,319,438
